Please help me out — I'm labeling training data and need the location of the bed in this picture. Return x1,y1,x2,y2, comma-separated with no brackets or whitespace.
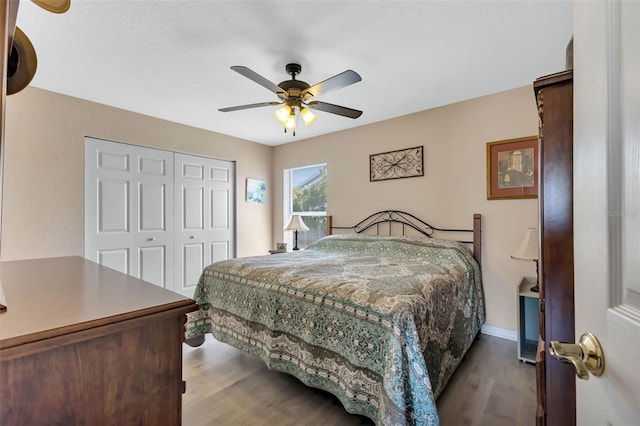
185,211,484,425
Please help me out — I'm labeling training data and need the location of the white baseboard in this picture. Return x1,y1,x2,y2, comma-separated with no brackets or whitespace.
481,324,517,341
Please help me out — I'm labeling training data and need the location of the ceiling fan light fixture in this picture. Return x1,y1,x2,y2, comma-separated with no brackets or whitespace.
275,104,291,123
300,107,317,126
284,109,297,130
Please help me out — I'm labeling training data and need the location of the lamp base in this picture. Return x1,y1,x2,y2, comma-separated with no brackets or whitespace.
531,261,540,293
292,230,300,251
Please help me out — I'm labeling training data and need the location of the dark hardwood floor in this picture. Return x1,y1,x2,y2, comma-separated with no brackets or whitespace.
182,334,536,425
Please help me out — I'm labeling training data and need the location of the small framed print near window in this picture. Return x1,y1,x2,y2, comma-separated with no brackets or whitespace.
486,136,538,200
370,146,424,182
246,178,266,203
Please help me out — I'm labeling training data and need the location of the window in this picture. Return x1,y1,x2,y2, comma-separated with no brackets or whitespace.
284,164,327,249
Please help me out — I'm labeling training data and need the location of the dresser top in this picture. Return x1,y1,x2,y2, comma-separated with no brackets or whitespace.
0,256,197,349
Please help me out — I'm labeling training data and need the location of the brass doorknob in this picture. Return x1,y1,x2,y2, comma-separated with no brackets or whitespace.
549,332,605,380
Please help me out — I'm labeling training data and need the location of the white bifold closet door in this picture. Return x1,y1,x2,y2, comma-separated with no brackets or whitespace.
85,137,235,297
84,138,175,288
174,153,235,297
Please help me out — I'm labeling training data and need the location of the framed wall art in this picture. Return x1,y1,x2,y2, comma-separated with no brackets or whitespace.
486,136,538,200
370,146,424,182
246,178,266,203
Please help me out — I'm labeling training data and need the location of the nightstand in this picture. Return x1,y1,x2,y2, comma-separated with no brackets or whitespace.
518,276,539,363
268,250,287,254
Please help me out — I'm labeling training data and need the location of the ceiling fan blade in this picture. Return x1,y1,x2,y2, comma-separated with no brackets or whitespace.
307,101,362,119
302,70,361,99
218,101,281,112
231,66,285,95
31,0,70,13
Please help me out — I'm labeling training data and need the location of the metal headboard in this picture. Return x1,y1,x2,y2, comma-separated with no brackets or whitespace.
327,210,482,265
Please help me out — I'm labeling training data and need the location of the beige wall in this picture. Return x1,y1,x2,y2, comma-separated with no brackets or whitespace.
3,87,272,261
4,85,538,332
272,86,539,332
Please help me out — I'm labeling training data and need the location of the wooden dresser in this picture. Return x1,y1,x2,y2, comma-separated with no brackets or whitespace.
534,70,575,425
0,256,197,425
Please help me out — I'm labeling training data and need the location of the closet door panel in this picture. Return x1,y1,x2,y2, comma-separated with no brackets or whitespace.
175,154,209,297
98,179,129,233
132,147,174,289
86,139,135,273
138,182,166,232
175,154,235,298
210,166,229,182
98,248,129,275
182,187,205,231
181,243,204,295
139,246,166,287
211,241,229,264
86,138,174,290
210,188,229,229
207,159,235,267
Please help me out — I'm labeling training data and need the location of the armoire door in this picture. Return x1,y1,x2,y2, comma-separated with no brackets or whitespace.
534,70,575,425
174,153,235,297
84,137,174,289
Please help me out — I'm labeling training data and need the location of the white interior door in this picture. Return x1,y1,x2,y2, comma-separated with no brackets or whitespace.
175,153,235,297
85,138,174,289
574,1,640,424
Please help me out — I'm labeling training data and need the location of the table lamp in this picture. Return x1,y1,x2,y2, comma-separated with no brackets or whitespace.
285,215,309,251
511,228,540,292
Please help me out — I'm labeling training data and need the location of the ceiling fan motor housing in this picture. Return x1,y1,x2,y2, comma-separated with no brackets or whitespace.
277,80,310,102
278,64,310,102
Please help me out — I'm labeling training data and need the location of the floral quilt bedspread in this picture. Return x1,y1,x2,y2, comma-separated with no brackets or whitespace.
185,234,484,425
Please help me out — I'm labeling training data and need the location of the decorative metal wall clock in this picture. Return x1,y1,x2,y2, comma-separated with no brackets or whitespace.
370,146,424,182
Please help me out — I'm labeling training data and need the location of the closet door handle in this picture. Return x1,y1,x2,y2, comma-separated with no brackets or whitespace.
147,237,156,242
189,235,195,239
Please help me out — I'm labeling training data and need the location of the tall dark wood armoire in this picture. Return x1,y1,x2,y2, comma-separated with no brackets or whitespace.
533,70,575,425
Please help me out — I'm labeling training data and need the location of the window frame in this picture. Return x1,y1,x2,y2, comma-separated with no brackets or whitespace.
283,163,327,249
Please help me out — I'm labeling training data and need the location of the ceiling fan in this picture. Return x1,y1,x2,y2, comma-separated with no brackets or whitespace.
219,63,362,136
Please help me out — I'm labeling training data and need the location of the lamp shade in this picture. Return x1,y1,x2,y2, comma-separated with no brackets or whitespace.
511,228,539,261
284,215,309,232
275,105,291,123
300,107,317,125
284,111,297,130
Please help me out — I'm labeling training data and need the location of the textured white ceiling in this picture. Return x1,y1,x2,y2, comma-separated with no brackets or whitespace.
15,1,572,146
